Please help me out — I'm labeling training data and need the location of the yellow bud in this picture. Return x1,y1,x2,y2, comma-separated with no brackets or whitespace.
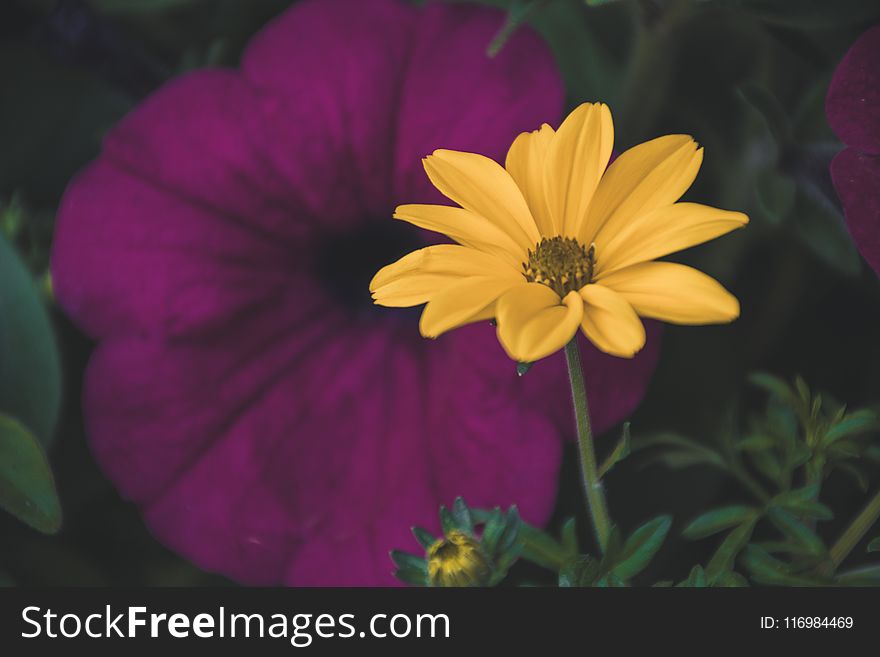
426,530,491,587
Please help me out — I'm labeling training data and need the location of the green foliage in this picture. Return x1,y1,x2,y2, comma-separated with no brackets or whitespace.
0,414,62,534
0,234,61,447
683,506,758,539
639,374,880,587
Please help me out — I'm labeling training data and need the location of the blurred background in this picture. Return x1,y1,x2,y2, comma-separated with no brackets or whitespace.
1,0,879,586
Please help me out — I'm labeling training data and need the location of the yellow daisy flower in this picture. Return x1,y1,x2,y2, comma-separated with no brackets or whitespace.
370,103,748,363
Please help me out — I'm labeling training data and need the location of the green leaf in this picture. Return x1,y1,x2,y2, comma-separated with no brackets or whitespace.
515,361,533,376
836,565,880,586
451,497,474,535
612,515,672,581
480,508,506,556
735,434,777,452
676,565,708,588
741,545,826,586
561,517,578,555
598,422,632,478
770,484,832,519
499,507,522,555
0,235,61,446
559,555,600,588
766,508,827,557
390,550,427,574
486,0,545,57
634,432,725,469
411,526,436,551
706,519,756,583
0,414,62,533
748,448,783,482
683,506,759,539
822,409,876,447
439,506,456,535
867,538,880,554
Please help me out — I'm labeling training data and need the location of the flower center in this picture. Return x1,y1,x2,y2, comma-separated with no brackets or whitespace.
426,530,491,587
522,236,595,297
316,219,423,320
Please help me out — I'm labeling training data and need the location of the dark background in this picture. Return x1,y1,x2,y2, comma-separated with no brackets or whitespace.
1,0,879,586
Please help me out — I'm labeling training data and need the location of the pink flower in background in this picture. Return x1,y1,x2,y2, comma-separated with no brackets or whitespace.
827,24,880,275
52,0,659,585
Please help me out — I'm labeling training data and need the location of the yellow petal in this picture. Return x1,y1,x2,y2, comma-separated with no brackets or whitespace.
371,244,517,289
371,245,520,307
423,149,541,250
579,284,646,358
543,103,614,237
496,283,584,362
419,276,522,338
598,261,739,324
505,124,557,236
393,204,526,265
579,134,703,245
594,203,749,276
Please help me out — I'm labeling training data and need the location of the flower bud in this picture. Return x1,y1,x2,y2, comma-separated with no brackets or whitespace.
426,529,492,587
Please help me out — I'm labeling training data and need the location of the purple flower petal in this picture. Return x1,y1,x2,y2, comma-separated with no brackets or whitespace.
53,0,659,585
831,148,880,274
84,321,562,585
826,24,880,154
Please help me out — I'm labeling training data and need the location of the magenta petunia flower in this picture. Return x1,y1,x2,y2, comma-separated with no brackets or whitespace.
52,0,660,585
827,24,880,275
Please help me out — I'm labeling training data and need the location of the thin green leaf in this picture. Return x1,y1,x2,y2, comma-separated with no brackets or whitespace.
706,519,756,584
479,508,506,556
411,526,436,551
676,565,708,588
439,506,456,535
390,550,427,574
598,422,632,477
867,538,880,553
741,545,827,586
822,409,876,446
683,506,759,539
612,516,672,580
561,517,578,556
451,497,474,534
766,508,827,557
735,434,778,452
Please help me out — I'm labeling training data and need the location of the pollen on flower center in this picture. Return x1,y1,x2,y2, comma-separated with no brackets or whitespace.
522,236,596,297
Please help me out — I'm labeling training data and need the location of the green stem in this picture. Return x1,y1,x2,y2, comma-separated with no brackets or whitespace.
829,489,880,569
564,339,612,553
